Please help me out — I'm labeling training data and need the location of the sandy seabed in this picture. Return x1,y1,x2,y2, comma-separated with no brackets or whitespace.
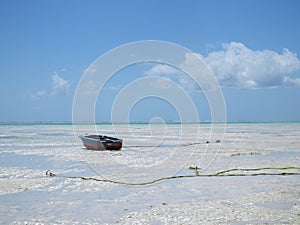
0,123,299,224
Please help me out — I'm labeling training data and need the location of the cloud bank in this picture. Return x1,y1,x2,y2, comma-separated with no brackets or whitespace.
205,42,300,88
145,42,300,90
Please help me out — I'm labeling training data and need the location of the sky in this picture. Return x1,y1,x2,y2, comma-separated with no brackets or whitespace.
1,0,300,122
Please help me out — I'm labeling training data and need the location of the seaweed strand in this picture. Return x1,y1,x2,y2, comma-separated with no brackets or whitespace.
45,166,300,186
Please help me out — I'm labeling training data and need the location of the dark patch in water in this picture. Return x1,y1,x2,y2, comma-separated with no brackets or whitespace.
0,135,18,139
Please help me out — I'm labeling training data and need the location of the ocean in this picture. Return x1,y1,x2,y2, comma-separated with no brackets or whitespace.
0,122,299,224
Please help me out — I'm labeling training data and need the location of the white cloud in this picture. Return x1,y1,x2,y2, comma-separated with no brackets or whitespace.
83,65,97,74
80,80,100,95
144,42,300,90
145,64,179,76
51,73,70,95
149,77,173,89
30,90,46,99
105,84,123,91
78,80,122,95
145,63,198,92
145,54,219,92
179,52,219,91
204,42,300,88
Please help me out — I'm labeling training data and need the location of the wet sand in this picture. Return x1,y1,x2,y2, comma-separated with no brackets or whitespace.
0,123,299,224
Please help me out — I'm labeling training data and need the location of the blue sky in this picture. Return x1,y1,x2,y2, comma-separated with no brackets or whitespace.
1,0,300,122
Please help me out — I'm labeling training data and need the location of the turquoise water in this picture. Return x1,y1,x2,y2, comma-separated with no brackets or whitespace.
0,123,300,224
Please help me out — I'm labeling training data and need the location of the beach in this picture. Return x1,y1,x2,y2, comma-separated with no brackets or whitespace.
0,123,299,224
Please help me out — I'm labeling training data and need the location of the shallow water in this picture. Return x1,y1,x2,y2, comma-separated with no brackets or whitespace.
0,123,299,224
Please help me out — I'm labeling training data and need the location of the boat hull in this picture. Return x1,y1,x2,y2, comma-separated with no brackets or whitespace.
79,135,122,150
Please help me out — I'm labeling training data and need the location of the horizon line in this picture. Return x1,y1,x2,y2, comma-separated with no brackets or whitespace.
1,120,300,125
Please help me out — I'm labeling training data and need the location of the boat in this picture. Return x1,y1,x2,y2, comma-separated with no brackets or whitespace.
79,135,123,150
